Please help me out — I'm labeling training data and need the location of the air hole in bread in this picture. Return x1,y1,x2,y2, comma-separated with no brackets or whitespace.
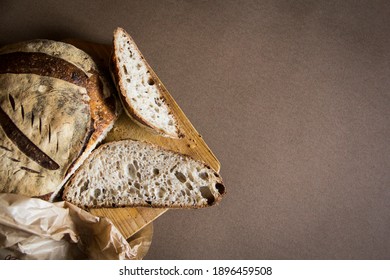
123,65,128,75
126,78,131,83
134,182,141,189
136,172,141,180
215,183,225,195
186,182,193,190
80,180,89,193
153,168,160,176
147,78,155,85
198,172,209,181
127,164,136,179
133,160,139,170
94,188,101,197
175,171,187,183
154,97,162,107
136,64,141,70
200,186,215,205
169,164,178,173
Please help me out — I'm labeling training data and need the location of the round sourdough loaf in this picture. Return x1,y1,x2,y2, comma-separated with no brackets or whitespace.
0,39,119,200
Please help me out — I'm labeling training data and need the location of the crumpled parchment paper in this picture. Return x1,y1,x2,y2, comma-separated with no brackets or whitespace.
0,193,152,260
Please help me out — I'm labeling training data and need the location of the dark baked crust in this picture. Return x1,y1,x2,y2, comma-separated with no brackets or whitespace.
0,52,87,85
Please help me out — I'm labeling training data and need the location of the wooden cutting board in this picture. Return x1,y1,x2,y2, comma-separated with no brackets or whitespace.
64,39,221,240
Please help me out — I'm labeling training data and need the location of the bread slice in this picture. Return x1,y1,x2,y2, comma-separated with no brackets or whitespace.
63,140,225,209
110,27,182,138
0,40,119,201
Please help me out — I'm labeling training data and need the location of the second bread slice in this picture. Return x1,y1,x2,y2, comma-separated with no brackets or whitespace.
63,139,225,209
110,27,182,138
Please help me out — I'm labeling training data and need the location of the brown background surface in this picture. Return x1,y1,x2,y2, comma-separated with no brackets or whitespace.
1,0,389,259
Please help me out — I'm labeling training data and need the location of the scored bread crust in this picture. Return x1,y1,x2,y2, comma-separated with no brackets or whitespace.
62,139,225,209
0,49,118,154
0,40,119,150
0,73,91,197
0,40,119,201
110,27,183,138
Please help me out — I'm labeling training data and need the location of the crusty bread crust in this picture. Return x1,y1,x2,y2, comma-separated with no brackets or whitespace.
0,39,96,76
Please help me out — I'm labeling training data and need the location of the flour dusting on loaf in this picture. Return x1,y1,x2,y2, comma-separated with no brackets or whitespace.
0,73,91,197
